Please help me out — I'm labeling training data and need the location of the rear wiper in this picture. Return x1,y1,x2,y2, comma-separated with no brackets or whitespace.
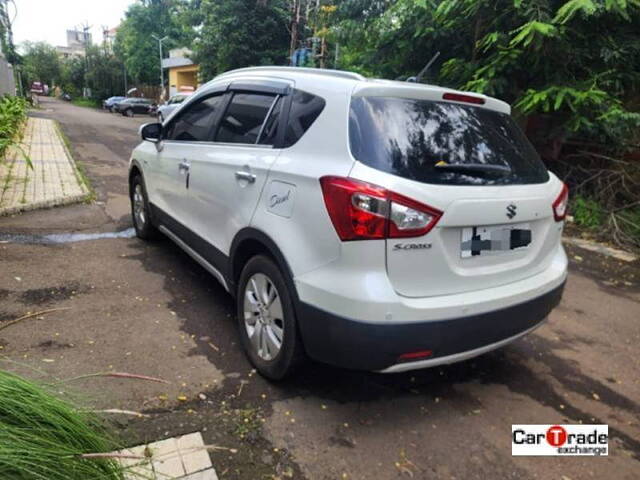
434,163,512,175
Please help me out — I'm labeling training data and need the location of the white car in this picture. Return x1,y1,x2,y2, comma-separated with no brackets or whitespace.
156,93,192,122
129,67,568,380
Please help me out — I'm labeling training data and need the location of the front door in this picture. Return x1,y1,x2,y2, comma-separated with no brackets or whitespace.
151,92,228,226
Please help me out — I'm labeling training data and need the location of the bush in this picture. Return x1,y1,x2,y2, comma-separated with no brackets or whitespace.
572,195,605,230
0,370,124,480
0,95,28,160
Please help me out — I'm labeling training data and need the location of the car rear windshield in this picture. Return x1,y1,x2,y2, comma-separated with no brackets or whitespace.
349,96,549,186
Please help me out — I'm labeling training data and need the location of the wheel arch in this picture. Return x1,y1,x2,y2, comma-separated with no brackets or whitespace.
230,227,310,361
229,228,298,302
128,161,144,193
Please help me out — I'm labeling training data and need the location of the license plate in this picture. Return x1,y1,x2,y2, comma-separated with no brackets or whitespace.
461,223,532,258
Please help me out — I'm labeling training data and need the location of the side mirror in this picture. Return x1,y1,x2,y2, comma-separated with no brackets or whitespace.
140,123,162,143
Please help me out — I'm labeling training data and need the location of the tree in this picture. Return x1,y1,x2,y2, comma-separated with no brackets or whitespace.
59,56,85,97
21,42,61,87
335,0,640,148
0,0,19,65
194,0,290,80
114,0,191,85
85,45,126,99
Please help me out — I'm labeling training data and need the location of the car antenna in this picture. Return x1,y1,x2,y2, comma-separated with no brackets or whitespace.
406,51,441,83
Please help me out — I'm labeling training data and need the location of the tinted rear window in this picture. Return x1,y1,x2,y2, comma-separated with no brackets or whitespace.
349,97,549,186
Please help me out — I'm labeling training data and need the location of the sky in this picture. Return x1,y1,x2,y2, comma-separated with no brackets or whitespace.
10,0,135,48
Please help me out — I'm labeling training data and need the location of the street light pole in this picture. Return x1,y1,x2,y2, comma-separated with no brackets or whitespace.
151,34,168,101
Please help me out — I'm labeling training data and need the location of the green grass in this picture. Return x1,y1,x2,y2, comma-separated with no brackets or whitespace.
0,370,125,480
71,98,102,109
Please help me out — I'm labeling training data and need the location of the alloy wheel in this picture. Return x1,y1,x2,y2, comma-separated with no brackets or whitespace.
133,184,146,228
243,273,284,361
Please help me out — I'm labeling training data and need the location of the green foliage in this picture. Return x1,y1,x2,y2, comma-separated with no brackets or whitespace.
0,370,124,480
335,0,640,150
21,42,61,88
509,21,557,48
0,95,28,162
84,46,127,100
59,57,86,98
572,195,605,228
194,0,290,80
114,0,192,85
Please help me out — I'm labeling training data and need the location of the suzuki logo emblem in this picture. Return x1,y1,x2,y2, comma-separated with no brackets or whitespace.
506,204,517,219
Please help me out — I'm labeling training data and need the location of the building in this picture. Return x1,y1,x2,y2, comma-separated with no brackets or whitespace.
56,29,91,59
162,48,199,98
102,27,118,52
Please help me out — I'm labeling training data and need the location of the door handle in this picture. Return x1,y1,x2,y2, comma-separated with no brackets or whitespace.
179,160,190,172
235,171,256,184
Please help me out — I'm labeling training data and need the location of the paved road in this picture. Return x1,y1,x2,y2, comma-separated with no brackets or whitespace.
1,97,639,479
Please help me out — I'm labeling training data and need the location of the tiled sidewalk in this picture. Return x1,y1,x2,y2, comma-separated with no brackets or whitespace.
0,117,88,216
116,432,218,480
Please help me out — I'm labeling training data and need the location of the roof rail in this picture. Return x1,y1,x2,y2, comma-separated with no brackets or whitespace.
216,66,366,82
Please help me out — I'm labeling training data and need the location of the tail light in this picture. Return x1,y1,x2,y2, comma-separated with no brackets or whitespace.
552,183,569,222
320,176,442,241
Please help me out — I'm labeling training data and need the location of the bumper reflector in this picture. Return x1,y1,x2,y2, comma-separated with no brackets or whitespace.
398,350,433,362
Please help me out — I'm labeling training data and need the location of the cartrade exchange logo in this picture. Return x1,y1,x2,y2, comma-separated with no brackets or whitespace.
512,425,608,456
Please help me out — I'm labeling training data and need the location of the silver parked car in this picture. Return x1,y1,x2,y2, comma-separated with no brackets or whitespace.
156,93,192,122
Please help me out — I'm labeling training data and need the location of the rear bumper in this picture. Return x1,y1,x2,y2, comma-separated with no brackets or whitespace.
297,281,565,372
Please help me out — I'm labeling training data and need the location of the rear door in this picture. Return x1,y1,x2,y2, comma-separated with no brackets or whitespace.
184,81,289,255
348,94,564,298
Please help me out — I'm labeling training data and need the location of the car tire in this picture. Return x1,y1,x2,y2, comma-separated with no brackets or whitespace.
125,109,134,117
130,174,158,240
237,255,305,380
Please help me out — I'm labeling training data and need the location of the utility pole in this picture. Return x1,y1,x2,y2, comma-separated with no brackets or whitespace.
152,34,168,101
289,0,301,63
78,22,91,97
122,61,128,96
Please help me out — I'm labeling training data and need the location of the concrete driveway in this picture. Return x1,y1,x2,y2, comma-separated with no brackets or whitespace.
1,97,639,479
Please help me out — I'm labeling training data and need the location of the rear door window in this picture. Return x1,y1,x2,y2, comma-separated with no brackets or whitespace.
215,93,276,144
349,97,549,186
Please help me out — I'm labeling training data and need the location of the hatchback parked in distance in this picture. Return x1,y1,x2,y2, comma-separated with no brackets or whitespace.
129,67,568,380
157,92,193,122
116,97,153,117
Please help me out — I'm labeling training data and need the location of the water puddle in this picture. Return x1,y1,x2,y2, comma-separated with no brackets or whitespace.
0,228,136,245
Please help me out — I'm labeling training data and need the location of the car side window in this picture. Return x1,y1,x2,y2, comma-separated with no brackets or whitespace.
257,89,326,148
283,89,326,147
164,94,226,142
215,93,276,144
